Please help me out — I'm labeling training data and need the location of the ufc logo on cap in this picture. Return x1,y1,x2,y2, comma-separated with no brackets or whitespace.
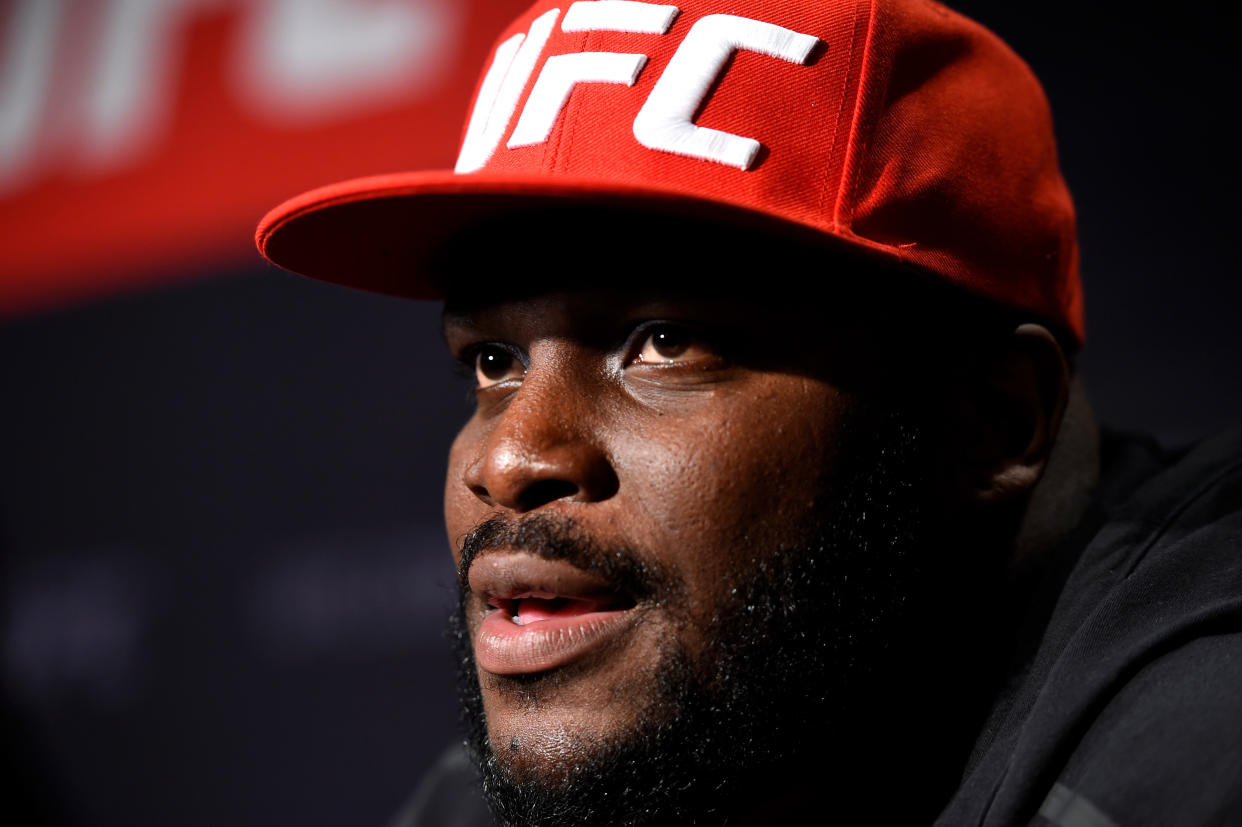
455,2,821,174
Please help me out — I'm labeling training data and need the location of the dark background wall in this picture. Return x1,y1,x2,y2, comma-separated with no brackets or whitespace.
2,2,1238,825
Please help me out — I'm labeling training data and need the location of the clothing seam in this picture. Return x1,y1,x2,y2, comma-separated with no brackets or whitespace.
1121,453,1242,578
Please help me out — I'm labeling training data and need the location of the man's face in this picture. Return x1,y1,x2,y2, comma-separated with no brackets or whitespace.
441,271,945,822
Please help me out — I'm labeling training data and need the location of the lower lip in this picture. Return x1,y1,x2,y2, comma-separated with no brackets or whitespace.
474,606,635,675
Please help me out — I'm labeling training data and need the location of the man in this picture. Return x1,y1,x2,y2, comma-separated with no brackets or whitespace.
256,1,1242,825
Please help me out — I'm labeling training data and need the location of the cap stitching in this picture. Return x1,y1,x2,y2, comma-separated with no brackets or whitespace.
817,0,866,229
830,0,878,234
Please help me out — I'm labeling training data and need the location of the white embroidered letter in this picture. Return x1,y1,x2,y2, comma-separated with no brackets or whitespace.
508,52,647,148
562,1,679,34
632,14,819,170
455,8,560,174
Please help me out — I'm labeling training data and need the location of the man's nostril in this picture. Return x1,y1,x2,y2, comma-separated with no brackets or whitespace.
517,479,581,511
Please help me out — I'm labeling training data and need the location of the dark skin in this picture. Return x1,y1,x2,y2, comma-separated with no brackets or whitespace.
439,246,1085,821
445,289,867,777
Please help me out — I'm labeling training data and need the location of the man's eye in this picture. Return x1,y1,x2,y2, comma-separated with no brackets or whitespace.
635,324,713,364
473,346,524,388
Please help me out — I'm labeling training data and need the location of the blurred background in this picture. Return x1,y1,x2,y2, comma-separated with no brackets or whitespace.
1,1,1238,825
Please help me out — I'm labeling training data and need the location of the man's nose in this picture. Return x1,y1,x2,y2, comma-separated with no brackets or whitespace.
463,379,619,513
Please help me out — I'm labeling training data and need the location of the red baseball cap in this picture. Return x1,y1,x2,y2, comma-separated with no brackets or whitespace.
256,0,1083,345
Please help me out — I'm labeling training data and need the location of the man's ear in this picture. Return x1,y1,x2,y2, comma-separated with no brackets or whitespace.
943,324,1070,505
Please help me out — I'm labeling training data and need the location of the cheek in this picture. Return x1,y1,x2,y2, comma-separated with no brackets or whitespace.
444,421,484,558
616,379,854,587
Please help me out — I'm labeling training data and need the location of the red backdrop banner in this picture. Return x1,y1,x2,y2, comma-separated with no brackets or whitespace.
0,0,528,317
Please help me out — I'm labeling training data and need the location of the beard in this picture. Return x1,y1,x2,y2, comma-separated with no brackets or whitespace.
449,408,956,826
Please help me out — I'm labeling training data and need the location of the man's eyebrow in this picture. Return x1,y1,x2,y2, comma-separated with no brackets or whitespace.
440,307,481,343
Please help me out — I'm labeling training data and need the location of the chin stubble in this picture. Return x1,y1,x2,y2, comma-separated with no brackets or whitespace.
449,410,932,826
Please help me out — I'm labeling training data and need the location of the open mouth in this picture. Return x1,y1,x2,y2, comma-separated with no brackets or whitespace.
469,554,640,676
489,593,635,626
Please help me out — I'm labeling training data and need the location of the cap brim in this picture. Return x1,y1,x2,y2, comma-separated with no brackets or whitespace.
256,169,896,301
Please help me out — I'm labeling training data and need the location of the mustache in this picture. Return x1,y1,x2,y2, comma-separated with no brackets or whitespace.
457,514,677,602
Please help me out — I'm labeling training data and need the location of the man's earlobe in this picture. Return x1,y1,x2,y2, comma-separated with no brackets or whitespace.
952,324,1070,505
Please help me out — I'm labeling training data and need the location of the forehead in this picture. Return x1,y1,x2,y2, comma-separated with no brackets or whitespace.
429,204,830,298
430,204,1011,374
433,206,883,323
442,285,763,332
436,210,817,341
